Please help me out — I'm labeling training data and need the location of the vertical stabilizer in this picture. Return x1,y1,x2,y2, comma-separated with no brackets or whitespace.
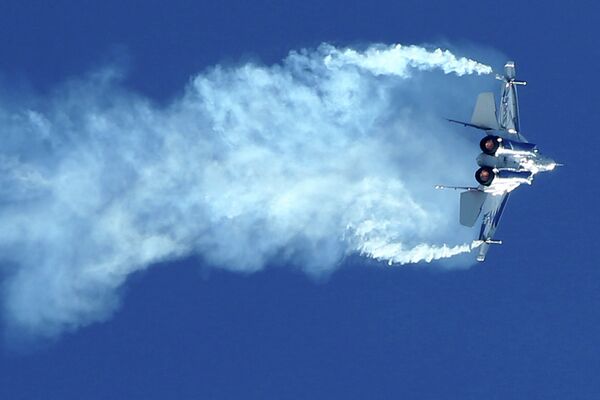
471,92,499,130
459,190,488,227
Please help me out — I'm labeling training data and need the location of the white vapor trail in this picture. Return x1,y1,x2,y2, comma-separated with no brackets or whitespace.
323,44,493,76
0,43,494,337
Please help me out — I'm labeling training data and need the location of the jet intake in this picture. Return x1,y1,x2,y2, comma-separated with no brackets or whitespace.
496,170,533,184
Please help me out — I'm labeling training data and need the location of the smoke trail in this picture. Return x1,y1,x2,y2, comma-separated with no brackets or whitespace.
323,44,493,76
0,43,494,337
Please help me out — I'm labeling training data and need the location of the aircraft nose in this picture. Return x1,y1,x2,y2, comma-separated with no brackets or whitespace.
540,155,561,170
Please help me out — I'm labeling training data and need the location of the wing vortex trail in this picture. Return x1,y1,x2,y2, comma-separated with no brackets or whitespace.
0,43,493,336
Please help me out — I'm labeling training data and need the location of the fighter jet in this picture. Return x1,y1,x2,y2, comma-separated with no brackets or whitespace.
437,61,559,261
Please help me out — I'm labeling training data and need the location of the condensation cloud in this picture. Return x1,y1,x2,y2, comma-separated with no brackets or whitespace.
0,43,497,337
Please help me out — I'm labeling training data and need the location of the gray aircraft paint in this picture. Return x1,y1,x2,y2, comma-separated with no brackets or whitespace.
442,61,558,261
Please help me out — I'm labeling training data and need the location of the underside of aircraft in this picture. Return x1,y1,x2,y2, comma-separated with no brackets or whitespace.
438,61,559,262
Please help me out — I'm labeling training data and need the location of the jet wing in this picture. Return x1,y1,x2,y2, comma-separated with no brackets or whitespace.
499,79,520,133
476,193,510,262
498,61,528,142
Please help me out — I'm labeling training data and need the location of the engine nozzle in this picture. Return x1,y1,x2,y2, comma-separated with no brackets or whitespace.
480,135,500,155
475,166,495,186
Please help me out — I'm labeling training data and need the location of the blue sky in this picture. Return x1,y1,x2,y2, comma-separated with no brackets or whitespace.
1,1,599,399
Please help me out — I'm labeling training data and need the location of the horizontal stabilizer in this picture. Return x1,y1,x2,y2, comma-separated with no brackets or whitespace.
447,119,494,131
471,92,499,130
460,190,488,227
435,185,479,191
